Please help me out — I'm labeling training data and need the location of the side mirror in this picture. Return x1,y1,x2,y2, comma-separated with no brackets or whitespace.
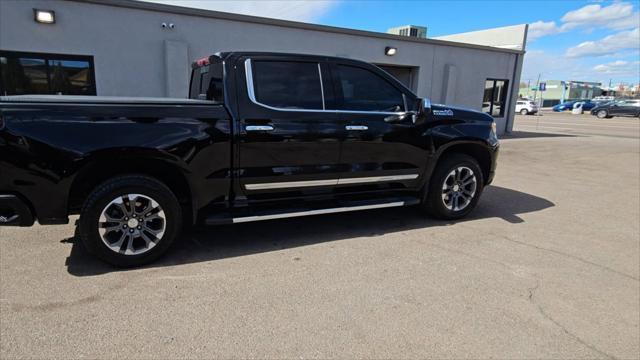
418,98,431,115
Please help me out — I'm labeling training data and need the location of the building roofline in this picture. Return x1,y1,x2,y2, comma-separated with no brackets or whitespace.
73,0,524,55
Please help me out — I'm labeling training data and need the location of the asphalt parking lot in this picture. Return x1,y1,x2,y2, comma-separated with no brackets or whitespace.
514,110,640,138
1,126,639,358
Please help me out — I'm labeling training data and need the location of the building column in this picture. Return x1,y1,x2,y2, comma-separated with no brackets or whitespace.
164,40,189,98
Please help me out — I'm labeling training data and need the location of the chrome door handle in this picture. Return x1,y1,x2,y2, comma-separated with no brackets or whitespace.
345,125,368,131
246,125,274,131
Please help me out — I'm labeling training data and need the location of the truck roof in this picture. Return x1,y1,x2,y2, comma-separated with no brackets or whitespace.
192,51,372,68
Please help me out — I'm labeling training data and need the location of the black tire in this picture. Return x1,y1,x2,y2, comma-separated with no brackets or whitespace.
596,110,608,119
421,153,484,220
78,175,182,267
520,108,529,115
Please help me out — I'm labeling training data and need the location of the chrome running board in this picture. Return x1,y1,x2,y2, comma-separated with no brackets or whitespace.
203,197,420,225
232,201,407,223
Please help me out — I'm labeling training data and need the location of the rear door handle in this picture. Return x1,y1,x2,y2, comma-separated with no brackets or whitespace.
345,125,368,131
246,125,274,131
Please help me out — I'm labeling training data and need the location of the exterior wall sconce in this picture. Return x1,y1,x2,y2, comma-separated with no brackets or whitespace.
385,47,397,56
33,9,55,24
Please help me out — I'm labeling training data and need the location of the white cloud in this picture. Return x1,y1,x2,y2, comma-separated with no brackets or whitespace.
528,21,563,41
522,50,585,81
561,2,639,30
566,28,640,57
138,0,337,22
528,1,639,41
593,60,640,78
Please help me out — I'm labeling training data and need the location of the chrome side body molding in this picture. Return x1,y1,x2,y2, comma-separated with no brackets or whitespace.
244,174,419,190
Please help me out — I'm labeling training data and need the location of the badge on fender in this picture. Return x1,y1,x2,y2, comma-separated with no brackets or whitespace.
433,109,454,116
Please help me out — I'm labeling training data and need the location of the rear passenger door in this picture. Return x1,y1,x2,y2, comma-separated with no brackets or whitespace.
329,62,429,194
235,56,343,202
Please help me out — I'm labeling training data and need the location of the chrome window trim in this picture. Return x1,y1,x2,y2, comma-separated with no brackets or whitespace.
244,58,406,116
318,63,326,111
244,173,419,190
232,201,407,223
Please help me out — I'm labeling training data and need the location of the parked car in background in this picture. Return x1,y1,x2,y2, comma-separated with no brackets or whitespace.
591,99,640,118
553,99,597,112
553,101,577,112
580,100,598,111
515,100,538,115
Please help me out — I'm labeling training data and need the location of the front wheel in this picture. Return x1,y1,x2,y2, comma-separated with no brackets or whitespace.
520,108,529,115
78,175,182,267
596,110,608,119
421,154,484,220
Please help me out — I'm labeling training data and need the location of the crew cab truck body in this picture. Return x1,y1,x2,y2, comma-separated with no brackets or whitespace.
0,52,499,266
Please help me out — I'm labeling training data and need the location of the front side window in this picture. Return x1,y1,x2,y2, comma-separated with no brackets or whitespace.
334,64,404,112
483,79,509,117
0,51,95,95
252,60,323,110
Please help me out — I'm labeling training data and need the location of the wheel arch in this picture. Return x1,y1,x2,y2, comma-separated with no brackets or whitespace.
431,141,493,186
68,150,195,224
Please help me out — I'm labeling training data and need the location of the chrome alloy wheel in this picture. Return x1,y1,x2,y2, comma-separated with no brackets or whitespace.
98,194,166,255
441,166,477,211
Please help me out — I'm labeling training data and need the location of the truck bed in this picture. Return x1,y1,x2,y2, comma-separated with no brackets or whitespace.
0,95,215,106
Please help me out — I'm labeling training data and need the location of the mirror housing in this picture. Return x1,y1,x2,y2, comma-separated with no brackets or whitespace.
419,98,432,114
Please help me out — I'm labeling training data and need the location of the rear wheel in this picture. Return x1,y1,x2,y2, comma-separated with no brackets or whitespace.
421,154,484,220
78,175,182,267
596,110,608,119
520,108,529,115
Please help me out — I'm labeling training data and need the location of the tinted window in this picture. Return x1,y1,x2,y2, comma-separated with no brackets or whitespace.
334,64,404,112
189,61,224,103
0,51,95,95
252,61,323,110
483,79,509,117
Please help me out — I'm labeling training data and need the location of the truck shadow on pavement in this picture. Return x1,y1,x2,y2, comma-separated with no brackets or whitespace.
64,186,554,276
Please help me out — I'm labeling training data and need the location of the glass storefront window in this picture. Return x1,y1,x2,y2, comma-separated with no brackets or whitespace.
483,79,509,117
0,51,96,96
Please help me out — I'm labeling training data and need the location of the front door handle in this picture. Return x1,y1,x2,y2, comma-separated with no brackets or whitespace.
345,125,368,131
246,125,274,131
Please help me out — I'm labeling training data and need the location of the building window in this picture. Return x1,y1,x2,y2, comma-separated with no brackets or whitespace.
0,51,96,96
483,79,509,117
252,60,323,110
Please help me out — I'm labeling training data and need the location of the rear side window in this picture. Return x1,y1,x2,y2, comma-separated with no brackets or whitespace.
333,64,404,112
252,61,323,110
190,61,224,102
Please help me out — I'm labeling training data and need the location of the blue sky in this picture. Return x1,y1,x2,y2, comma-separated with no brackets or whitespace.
147,0,640,86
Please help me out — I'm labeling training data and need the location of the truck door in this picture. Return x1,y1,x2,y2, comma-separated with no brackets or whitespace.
235,56,343,202
329,61,429,194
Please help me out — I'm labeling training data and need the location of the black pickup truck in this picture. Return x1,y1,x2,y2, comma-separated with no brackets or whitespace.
0,51,499,266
